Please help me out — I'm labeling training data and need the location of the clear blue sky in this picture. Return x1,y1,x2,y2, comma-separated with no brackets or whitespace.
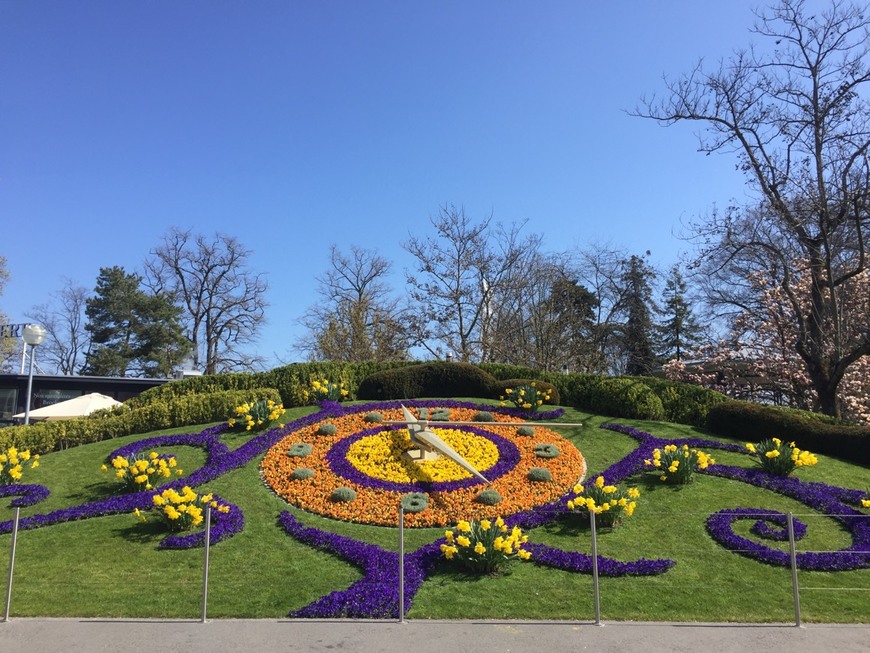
0,1,826,369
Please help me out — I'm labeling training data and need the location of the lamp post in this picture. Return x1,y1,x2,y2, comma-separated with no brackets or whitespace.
22,323,46,425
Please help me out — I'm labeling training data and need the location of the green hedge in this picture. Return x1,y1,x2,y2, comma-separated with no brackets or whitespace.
559,374,665,421
706,399,870,466
0,388,281,455
623,376,728,427
357,362,496,400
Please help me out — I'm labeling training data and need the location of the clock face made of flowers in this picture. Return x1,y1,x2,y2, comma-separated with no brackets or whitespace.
260,403,587,527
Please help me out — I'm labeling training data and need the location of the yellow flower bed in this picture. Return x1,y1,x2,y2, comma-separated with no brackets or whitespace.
346,428,500,484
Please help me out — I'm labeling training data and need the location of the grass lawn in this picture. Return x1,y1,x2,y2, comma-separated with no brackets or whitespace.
2,401,869,622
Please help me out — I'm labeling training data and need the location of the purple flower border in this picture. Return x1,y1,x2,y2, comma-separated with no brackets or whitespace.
279,511,441,619
325,423,521,492
0,483,50,508
598,422,870,572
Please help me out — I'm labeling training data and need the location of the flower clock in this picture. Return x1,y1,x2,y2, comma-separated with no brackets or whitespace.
3,399,870,619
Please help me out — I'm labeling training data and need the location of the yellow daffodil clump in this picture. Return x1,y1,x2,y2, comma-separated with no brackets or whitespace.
141,485,231,531
440,516,531,573
566,474,640,527
228,398,286,431
499,381,552,412
0,446,40,485
102,451,182,492
745,437,818,476
644,443,714,484
303,378,350,404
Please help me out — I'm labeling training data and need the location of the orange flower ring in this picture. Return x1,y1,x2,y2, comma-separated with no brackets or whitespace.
260,405,586,527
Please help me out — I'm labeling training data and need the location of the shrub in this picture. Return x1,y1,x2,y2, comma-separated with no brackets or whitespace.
287,443,313,457
516,425,535,437
356,362,496,400
561,375,665,420
474,488,503,505
473,411,494,422
533,443,560,459
566,475,639,528
0,446,39,485
290,467,315,480
706,399,870,466
627,376,727,426
745,438,818,476
400,492,429,513
440,517,531,574
527,467,553,482
363,412,383,423
644,444,715,484
103,450,182,492
317,423,338,436
330,486,357,503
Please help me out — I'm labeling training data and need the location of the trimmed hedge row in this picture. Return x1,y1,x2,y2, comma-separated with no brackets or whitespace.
0,388,281,454
706,400,870,466
558,374,665,421
357,362,495,400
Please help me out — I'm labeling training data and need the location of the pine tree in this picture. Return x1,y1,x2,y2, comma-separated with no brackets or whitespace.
657,265,703,361
619,255,657,376
82,266,190,377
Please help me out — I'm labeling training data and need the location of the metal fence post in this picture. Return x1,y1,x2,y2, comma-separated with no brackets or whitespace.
398,506,405,624
787,512,801,627
3,507,20,622
201,505,212,623
589,508,602,626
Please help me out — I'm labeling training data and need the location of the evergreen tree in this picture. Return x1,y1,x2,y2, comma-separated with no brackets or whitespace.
82,266,190,377
657,264,703,361
619,254,657,376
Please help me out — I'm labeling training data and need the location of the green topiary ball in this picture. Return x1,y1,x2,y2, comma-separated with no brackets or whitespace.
533,443,560,459
517,425,535,437
287,443,313,457
363,412,383,423
290,467,315,480
473,411,495,422
527,467,554,482
317,423,338,436
474,488,503,505
400,492,429,513
330,486,357,503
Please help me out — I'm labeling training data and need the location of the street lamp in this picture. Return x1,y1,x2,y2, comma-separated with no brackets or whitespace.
22,323,46,425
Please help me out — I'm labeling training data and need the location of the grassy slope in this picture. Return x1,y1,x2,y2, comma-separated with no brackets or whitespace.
2,404,869,621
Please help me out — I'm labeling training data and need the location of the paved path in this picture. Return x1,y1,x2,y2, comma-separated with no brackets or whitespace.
1,619,868,653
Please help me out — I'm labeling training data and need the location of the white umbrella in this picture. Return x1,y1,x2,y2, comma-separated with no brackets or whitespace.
14,392,122,421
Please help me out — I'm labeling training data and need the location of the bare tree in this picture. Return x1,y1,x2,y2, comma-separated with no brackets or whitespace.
145,228,269,374
297,245,410,361
403,204,542,362
634,0,870,417
0,256,16,371
486,253,601,373
26,279,90,375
